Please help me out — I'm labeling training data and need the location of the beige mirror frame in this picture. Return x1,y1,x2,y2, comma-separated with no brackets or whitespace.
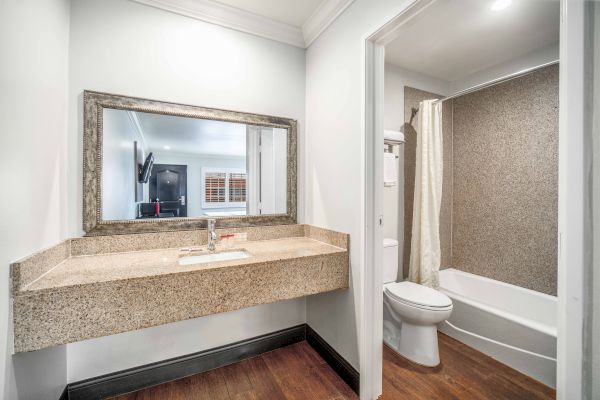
83,90,297,236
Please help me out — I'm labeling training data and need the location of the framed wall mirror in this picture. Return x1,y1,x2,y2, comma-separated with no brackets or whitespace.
83,91,296,235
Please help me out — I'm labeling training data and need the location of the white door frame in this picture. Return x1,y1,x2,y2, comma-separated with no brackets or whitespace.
360,1,437,398
556,0,586,399
361,1,587,399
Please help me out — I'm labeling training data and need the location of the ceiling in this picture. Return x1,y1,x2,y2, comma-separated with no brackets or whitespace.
214,0,324,27
134,111,247,157
385,0,560,82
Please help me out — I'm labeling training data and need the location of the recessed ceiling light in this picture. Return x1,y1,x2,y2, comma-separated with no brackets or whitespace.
491,0,511,11
163,145,171,150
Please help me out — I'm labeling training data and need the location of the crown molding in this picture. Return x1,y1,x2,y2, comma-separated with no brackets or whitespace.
131,0,305,48
302,0,355,47
131,0,353,48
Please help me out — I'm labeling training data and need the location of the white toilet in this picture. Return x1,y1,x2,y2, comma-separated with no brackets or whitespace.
382,238,453,367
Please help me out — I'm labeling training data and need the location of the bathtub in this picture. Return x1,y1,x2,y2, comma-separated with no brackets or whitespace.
438,268,557,388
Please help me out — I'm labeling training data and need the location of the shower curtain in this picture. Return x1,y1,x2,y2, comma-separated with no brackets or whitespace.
408,99,443,288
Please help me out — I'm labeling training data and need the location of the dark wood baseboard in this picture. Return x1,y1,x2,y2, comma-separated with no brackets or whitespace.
306,324,360,394
58,386,68,400
66,324,305,400
60,323,359,399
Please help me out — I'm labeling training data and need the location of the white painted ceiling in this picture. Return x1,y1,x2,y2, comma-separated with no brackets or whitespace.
214,0,325,27
135,111,247,157
385,0,560,82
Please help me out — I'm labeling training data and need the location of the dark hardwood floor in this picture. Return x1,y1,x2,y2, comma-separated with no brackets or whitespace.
109,341,358,400
383,333,556,400
109,333,555,400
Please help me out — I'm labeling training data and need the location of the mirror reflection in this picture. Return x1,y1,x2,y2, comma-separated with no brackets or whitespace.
101,109,287,220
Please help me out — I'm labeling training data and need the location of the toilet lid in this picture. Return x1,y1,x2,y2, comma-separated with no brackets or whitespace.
384,281,452,309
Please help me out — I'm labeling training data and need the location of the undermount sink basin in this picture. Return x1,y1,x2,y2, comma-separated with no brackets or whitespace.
178,250,251,266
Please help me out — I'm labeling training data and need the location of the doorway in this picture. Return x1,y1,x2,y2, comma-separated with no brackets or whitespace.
362,0,587,399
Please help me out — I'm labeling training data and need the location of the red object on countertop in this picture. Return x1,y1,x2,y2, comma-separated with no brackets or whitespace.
155,200,160,217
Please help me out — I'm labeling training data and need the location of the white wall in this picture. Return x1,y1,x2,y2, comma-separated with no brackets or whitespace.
102,109,146,220
384,63,450,132
0,0,70,398
152,152,246,216
67,299,305,382
305,0,416,371
66,0,307,382
68,0,306,236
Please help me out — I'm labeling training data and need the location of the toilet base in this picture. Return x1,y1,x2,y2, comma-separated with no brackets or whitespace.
384,321,440,367
382,286,451,368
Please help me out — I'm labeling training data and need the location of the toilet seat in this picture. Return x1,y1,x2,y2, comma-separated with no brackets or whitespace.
384,281,452,311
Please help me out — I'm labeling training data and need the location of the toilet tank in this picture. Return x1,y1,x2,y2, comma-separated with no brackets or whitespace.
383,238,399,284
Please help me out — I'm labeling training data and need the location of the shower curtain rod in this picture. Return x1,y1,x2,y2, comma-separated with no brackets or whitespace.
432,60,559,105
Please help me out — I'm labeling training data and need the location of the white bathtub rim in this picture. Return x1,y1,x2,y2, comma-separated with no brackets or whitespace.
440,268,557,302
439,269,557,338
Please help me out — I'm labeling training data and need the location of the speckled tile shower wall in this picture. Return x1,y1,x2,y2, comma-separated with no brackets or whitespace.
402,87,453,279
452,64,558,295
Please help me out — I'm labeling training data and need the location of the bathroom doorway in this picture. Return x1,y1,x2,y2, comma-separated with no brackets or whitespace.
362,0,587,399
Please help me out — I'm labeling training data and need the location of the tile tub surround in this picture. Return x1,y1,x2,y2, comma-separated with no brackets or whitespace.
11,225,349,353
402,65,558,295
452,64,558,295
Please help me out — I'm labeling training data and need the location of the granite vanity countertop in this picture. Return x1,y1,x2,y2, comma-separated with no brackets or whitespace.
11,224,349,352
21,237,345,294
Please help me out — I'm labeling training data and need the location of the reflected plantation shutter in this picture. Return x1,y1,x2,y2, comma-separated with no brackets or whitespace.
229,173,247,202
204,172,226,203
203,170,246,207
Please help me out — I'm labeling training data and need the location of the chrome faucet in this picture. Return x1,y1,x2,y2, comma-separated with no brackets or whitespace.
207,219,217,252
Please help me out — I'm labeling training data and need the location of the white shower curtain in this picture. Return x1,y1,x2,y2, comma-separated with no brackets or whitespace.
408,99,443,288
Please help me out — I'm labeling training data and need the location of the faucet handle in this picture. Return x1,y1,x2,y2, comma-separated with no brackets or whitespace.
206,219,217,251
